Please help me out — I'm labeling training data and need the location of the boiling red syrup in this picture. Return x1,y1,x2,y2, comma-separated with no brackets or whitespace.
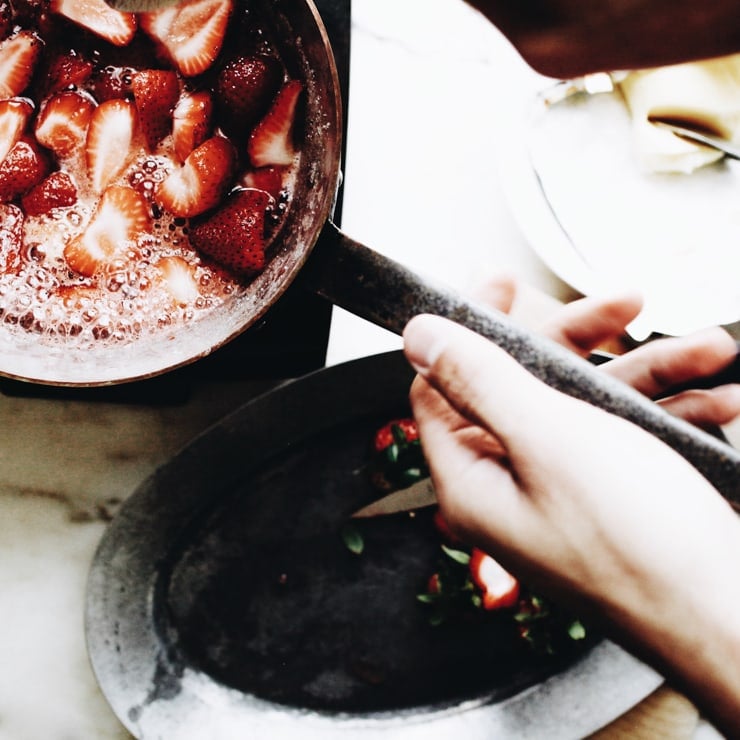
0,0,299,348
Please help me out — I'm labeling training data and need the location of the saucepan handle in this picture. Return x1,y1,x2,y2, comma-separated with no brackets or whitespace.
300,221,740,505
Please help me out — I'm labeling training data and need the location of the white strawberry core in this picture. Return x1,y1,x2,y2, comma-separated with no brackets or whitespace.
85,199,134,259
0,107,27,165
88,105,134,193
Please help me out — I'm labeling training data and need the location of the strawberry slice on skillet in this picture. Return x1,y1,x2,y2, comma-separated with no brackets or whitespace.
469,548,520,611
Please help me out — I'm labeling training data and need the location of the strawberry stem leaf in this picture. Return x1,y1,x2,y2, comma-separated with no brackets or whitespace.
341,523,364,555
441,544,470,566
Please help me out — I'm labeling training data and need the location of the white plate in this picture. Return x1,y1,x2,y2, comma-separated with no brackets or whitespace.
499,77,740,339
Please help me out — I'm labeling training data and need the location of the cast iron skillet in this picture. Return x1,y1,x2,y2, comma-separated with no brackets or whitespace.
3,0,738,501
85,350,663,739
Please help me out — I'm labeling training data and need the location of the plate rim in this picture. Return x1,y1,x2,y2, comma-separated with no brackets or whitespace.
496,78,740,339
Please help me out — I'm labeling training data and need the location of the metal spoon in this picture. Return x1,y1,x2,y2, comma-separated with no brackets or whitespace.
650,119,740,161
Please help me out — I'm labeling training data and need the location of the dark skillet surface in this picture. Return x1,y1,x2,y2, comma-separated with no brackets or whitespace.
165,421,591,713
86,351,659,738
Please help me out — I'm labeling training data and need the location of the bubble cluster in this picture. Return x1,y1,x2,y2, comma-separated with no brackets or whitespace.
0,189,245,351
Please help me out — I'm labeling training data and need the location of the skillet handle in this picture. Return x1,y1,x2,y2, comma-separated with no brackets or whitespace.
300,221,740,505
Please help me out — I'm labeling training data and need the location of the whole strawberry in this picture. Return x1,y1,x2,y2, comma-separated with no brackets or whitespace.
370,417,429,490
214,54,283,136
0,137,50,202
21,170,77,215
189,187,273,276
131,69,180,152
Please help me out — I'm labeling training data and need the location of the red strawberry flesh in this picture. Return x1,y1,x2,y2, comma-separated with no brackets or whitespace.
0,30,42,98
189,187,273,275
132,69,180,152
50,0,137,47
469,548,520,610
0,98,33,165
44,50,94,95
0,137,50,202
248,79,303,168
172,90,213,163
85,98,136,194
215,55,283,136
154,135,236,218
63,185,150,276
21,171,77,216
35,91,96,159
140,0,232,77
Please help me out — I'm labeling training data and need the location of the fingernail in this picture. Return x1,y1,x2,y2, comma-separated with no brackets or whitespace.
403,315,447,376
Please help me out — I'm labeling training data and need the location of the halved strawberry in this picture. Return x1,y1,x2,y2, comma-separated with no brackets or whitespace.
131,69,179,152
140,0,232,78
44,49,94,95
248,79,302,168
469,548,520,611
90,64,136,103
50,0,136,47
214,54,283,136
373,418,419,452
0,98,33,166
154,135,236,218
35,91,96,159
172,90,212,163
85,98,136,194
0,136,50,202
189,187,272,275
0,30,43,98
432,508,464,546
63,185,150,276
21,171,77,216
156,255,199,306
241,166,286,201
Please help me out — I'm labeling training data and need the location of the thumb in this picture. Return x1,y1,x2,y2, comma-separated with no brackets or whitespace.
403,314,558,453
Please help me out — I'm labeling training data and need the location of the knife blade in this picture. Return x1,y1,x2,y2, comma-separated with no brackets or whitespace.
352,477,437,518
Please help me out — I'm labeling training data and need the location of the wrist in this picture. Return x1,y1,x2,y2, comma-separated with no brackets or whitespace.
604,507,740,735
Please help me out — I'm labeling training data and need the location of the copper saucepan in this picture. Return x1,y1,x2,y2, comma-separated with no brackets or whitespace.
1,0,739,500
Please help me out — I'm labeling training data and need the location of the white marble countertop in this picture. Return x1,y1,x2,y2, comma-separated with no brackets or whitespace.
0,2,734,738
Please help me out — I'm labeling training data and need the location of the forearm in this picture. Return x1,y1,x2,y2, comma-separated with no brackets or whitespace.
600,511,740,737
463,0,740,77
